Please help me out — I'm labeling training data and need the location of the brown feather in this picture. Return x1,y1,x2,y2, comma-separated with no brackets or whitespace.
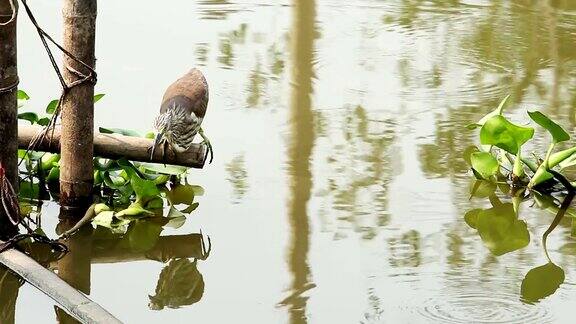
160,68,209,118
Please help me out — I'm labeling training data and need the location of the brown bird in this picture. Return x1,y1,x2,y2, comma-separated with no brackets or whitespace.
150,68,213,163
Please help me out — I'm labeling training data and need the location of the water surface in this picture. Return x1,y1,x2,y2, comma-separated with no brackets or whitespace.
6,0,576,323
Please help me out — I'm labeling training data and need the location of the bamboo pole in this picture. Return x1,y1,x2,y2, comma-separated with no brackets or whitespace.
60,0,97,209
0,0,19,239
19,125,207,168
0,240,122,323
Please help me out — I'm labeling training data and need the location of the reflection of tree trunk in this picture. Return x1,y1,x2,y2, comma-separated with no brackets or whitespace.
0,267,21,324
54,212,94,324
284,0,316,323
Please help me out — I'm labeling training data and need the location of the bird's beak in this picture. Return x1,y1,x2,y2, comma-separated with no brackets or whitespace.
151,133,163,160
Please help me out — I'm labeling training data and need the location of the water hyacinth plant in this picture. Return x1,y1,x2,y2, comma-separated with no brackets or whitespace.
466,95,576,189
17,91,203,241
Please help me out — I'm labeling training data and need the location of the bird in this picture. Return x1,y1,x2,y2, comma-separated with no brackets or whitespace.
150,68,213,164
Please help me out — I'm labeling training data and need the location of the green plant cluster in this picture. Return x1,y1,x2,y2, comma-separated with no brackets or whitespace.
466,95,576,189
17,90,202,236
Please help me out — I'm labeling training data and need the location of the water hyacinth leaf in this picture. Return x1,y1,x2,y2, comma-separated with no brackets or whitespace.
463,146,480,165
521,262,564,303
146,197,164,210
166,207,187,229
551,147,576,169
46,167,60,183
17,90,30,100
37,117,50,126
166,184,197,205
92,211,116,229
116,202,154,218
470,152,499,179
99,127,142,137
528,111,569,144
19,181,40,201
46,99,59,114
130,173,160,200
140,162,188,175
480,115,534,154
93,93,105,103
476,202,530,256
18,112,38,124
41,153,60,171
181,202,199,214
467,95,511,129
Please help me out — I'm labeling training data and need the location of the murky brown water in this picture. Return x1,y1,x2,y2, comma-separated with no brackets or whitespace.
2,0,576,323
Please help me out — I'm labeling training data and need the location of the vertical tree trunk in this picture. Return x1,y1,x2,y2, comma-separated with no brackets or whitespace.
60,0,97,209
0,0,18,238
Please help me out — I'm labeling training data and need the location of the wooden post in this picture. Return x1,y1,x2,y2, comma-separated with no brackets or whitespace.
60,0,97,209
0,0,18,239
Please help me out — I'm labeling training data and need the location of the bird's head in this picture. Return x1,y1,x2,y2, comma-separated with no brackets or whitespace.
151,112,172,159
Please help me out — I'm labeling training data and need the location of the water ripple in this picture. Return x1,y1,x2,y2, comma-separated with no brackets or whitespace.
417,292,553,324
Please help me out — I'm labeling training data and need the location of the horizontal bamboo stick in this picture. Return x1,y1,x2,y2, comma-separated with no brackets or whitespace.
18,125,206,168
0,242,122,323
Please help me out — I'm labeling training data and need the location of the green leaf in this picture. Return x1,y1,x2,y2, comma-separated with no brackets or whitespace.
463,146,480,166
131,173,160,200
93,93,105,103
480,115,534,154
475,202,530,256
470,152,499,179
99,127,142,137
467,95,511,130
41,153,60,170
46,167,60,183
116,202,154,218
18,112,38,124
17,90,30,100
46,99,59,114
37,117,51,126
166,184,197,205
528,111,569,144
166,207,187,229
139,162,188,175
521,262,564,303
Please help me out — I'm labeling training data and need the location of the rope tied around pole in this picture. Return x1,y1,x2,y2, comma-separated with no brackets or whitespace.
0,77,18,94
0,0,16,26
17,0,97,165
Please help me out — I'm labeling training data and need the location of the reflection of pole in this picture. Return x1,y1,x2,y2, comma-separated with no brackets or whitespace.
283,0,316,322
0,267,21,324
55,211,94,324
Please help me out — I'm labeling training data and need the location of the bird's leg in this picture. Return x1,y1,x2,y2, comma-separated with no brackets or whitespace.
162,140,169,166
198,127,213,164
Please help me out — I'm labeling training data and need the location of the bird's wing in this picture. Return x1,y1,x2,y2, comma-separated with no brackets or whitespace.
161,68,209,118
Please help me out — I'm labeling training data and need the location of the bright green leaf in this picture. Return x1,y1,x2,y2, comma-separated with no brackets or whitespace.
99,127,142,137
521,262,564,303
480,115,534,154
46,99,59,114
468,95,511,130
528,111,569,144
139,162,188,175
18,112,38,124
166,184,196,205
470,152,499,179
17,90,30,100
37,117,51,126
93,93,105,103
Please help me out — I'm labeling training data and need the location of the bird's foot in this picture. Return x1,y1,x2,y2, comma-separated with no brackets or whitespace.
201,140,214,164
198,128,213,164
